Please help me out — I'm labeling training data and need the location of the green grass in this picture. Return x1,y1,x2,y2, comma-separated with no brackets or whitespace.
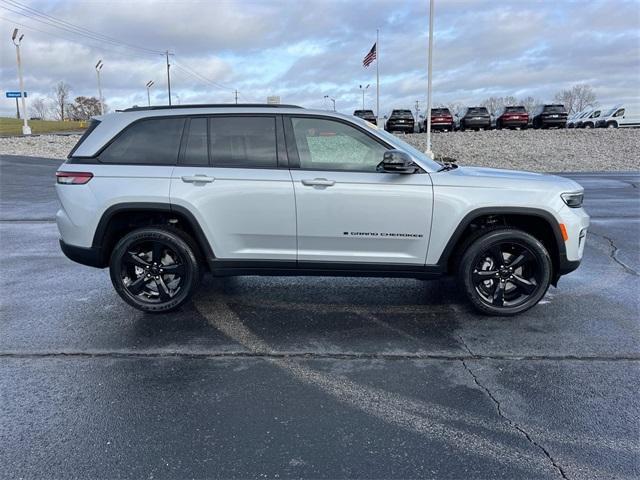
0,117,87,136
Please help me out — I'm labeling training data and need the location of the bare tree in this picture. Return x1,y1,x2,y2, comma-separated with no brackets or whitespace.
68,96,103,120
503,95,518,106
52,81,71,121
553,84,597,115
519,96,541,113
29,97,51,120
480,96,505,116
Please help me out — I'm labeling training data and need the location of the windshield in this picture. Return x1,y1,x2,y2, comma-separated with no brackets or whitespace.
603,107,618,116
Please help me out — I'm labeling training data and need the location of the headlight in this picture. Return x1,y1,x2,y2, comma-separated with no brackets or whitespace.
561,192,584,208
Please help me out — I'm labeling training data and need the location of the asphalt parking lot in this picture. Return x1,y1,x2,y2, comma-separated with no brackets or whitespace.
1,154,638,479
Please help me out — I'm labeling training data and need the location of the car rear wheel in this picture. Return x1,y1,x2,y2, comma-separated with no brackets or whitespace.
109,228,202,313
458,228,552,316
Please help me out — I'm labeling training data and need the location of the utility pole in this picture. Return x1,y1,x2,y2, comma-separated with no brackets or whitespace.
425,0,435,157
165,50,172,106
95,59,104,115
146,80,154,106
12,28,31,135
234,90,238,104
15,98,19,119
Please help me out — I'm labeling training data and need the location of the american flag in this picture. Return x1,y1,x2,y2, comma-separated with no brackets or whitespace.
363,43,376,68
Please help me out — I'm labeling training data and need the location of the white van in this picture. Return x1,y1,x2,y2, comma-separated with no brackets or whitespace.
596,104,640,128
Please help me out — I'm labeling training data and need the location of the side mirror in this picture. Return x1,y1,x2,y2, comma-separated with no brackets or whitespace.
377,150,417,174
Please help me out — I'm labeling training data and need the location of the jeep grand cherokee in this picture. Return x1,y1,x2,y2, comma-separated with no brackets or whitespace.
57,104,589,316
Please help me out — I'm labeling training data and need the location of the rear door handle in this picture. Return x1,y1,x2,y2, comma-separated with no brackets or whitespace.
301,178,335,187
181,175,215,183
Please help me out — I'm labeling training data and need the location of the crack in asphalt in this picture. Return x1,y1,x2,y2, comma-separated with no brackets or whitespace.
1,351,639,361
455,333,570,478
589,230,639,276
461,358,569,479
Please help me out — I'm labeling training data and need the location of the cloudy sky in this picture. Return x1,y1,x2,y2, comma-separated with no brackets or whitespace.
0,0,639,118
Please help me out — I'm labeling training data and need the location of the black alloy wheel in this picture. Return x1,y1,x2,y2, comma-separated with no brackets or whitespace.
459,229,552,316
110,228,201,312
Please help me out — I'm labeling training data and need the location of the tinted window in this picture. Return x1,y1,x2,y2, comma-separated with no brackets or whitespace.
505,106,526,113
543,105,566,113
467,107,489,115
209,116,277,168
291,117,388,172
100,117,184,164
431,108,451,115
182,118,208,165
614,109,625,117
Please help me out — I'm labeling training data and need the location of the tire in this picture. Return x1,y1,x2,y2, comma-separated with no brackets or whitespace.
458,228,552,316
607,121,618,129
459,121,465,132
109,227,202,313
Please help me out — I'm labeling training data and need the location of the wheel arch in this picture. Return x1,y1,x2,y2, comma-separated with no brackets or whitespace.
92,202,215,269
437,207,568,284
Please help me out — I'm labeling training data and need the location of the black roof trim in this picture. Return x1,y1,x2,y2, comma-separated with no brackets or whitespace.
120,103,304,112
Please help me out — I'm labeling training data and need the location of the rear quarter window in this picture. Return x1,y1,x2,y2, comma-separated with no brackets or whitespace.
68,119,101,158
99,117,185,164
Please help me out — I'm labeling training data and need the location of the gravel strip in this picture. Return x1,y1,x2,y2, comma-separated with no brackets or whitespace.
0,134,80,160
0,129,638,172
403,128,640,172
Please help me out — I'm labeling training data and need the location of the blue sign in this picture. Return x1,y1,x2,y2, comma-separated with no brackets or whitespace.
5,91,27,98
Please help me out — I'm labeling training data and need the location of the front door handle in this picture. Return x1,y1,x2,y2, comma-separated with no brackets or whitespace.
182,175,215,183
301,178,335,187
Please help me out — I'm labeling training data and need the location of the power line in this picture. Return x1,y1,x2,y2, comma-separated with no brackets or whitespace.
173,59,235,92
0,16,163,60
0,0,164,56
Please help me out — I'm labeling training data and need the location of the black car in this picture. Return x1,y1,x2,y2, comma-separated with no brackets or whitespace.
458,107,491,131
353,109,377,125
531,104,568,129
385,109,415,133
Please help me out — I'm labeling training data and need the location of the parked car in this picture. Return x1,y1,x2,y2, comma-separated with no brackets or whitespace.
385,109,415,133
56,103,588,316
423,107,455,132
457,107,491,131
494,106,529,130
531,104,568,129
567,110,588,129
578,108,602,129
353,109,377,125
595,104,640,128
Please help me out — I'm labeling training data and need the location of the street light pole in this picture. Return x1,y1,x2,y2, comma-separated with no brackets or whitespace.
146,80,154,106
359,84,370,110
12,28,31,135
95,59,104,115
425,0,435,158
165,50,172,106
324,95,336,112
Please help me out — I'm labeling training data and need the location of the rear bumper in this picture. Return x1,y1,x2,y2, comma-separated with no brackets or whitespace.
500,119,528,127
463,118,491,128
386,123,414,132
540,117,567,127
59,239,106,268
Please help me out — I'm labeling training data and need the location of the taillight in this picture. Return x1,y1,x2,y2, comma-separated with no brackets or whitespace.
56,171,93,185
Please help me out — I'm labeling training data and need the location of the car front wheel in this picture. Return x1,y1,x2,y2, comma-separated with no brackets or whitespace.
458,228,552,316
109,227,202,313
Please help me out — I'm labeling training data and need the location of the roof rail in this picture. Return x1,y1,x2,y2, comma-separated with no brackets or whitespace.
120,103,304,112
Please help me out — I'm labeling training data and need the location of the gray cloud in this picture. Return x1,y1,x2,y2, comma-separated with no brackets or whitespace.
0,0,638,117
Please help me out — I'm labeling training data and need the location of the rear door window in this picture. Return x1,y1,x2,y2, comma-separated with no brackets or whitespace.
100,117,185,164
182,117,208,166
209,116,277,168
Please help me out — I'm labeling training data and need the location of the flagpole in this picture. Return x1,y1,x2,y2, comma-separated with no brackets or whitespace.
376,28,380,125
425,0,434,158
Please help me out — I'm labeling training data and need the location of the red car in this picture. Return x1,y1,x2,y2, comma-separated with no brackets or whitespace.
495,106,529,129
422,107,454,131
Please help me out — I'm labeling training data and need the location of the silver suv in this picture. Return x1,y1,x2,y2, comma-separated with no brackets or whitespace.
56,104,589,315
